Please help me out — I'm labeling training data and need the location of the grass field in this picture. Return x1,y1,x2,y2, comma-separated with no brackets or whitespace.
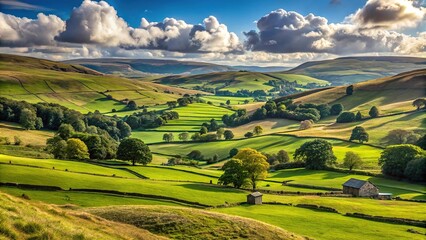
149,135,383,168
214,204,426,240
0,121,53,146
201,96,255,105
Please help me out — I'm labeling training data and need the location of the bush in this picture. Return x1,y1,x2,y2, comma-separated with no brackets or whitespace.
244,132,254,138
187,150,204,160
369,106,380,118
330,104,344,115
229,148,239,157
336,112,355,123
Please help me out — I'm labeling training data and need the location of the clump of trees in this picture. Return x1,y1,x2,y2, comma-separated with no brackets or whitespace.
219,148,269,190
263,150,289,166
336,112,356,123
379,144,425,181
294,139,336,170
125,111,179,129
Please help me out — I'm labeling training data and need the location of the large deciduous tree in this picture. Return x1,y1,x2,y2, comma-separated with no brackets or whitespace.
19,108,37,130
218,159,247,188
379,144,424,178
343,151,363,171
349,126,369,143
294,139,336,170
233,148,269,190
66,138,89,160
117,138,152,165
224,130,234,140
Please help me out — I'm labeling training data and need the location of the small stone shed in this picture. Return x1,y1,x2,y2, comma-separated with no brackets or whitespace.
247,192,263,205
342,178,379,197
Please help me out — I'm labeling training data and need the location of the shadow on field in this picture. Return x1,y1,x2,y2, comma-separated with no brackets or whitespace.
180,183,239,193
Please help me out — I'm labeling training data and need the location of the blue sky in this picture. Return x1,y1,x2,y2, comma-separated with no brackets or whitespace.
0,0,424,65
0,0,368,38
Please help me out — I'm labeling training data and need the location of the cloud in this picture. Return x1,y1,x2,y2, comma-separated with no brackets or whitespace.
56,0,134,46
0,0,51,11
245,8,426,54
0,12,65,47
56,0,241,53
349,0,426,29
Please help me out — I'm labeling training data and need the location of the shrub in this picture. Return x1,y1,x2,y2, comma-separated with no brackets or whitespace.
187,150,204,160
330,104,344,115
336,112,355,123
369,106,380,118
244,132,254,138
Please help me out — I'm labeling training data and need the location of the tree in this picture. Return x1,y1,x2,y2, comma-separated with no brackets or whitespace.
276,150,289,163
218,159,247,188
369,106,379,118
163,133,174,142
57,124,75,140
226,99,231,105
216,128,225,139
349,126,369,143
412,98,426,110
200,126,208,134
127,100,138,110
178,132,189,141
343,151,363,171
330,104,344,115
191,132,201,141
379,144,424,178
233,148,269,190
209,119,219,131
244,132,254,138
336,112,355,123
117,121,131,139
299,119,313,130
404,157,426,182
66,138,89,160
253,126,263,135
416,134,426,150
19,108,37,130
167,101,177,108
224,130,234,140
117,138,152,165
346,85,354,95
294,139,336,170
229,148,239,157
48,137,67,159
385,129,417,144
355,111,363,121
126,115,140,129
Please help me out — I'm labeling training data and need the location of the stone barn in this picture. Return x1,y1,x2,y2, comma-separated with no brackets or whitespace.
342,178,379,197
247,192,263,205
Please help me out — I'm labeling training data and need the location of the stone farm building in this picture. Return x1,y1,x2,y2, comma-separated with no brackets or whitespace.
342,178,379,197
247,192,263,205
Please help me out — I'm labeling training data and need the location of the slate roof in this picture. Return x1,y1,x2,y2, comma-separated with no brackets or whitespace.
248,192,263,197
342,178,369,189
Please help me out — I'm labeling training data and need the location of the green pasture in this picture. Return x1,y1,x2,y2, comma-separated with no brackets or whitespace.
214,204,426,240
149,135,383,168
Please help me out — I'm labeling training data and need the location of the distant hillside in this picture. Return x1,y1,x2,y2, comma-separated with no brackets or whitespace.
64,58,235,77
0,54,206,113
0,192,163,239
286,56,426,85
232,65,290,72
278,68,426,115
154,71,329,94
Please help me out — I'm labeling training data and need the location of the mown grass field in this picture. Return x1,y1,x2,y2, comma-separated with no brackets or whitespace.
0,121,53,146
149,135,383,168
214,204,426,240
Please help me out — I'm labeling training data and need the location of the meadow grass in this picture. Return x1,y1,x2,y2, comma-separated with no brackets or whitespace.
214,204,426,240
0,121,54,146
149,135,383,168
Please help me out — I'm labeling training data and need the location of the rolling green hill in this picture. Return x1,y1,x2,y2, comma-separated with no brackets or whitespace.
277,69,426,115
285,56,425,85
0,54,206,113
153,71,329,93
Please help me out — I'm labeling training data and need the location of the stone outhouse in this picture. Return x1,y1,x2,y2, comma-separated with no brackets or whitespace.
247,191,263,205
342,178,379,197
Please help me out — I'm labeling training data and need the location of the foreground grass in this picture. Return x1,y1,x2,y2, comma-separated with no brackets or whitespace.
0,192,163,239
214,204,426,240
87,205,303,240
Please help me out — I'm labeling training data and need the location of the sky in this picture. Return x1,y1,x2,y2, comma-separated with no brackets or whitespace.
0,0,425,66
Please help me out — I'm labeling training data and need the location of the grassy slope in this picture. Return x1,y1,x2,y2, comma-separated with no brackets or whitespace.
87,205,303,240
0,192,163,240
153,71,329,93
286,56,426,85
0,54,206,113
214,204,426,240
288,69,425,115
149,135,383,168
0,121,53,146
